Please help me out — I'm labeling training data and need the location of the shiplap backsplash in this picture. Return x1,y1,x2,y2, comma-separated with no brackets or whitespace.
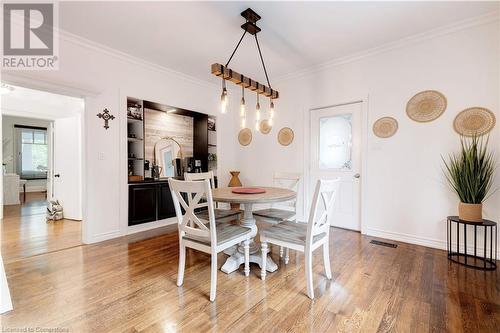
144,108,194,163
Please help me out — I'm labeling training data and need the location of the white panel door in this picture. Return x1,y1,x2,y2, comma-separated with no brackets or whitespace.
53,116,82,220
310,102,362,231
47,122,54,201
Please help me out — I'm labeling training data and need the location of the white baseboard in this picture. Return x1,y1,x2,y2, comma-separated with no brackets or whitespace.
85,230,121,244
365,227,500,259
127,218,177,235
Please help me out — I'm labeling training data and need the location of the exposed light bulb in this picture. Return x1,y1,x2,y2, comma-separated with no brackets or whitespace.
268,117,273,126
240,86,245,117
240,97,245,117
255,120,260,131
220,87,228,113
256,108,260,121
241,117,246,128
270,100,275,118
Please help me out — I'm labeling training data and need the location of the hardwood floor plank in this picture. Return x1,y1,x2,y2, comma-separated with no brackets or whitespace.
1,225,498,332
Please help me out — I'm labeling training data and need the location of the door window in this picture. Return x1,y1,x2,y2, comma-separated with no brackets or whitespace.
319,114,352,170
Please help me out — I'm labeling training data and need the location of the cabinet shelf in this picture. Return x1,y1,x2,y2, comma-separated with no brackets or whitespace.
127,117,143,123
128,137,143,142
128,157,144,161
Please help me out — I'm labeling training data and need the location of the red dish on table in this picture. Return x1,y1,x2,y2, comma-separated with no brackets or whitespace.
231,187,266,194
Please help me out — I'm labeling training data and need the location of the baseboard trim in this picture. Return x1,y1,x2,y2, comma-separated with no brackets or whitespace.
127,218,177,235
365,227,500,259
85,230,121,244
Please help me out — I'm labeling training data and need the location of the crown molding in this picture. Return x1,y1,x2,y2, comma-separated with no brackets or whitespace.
276,11,500,83
57,29,218,90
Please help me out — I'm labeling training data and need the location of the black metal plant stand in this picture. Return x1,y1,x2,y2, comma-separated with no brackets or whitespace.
447,216,497,270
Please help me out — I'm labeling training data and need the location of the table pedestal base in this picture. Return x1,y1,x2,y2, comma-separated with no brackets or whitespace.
221,245,278,274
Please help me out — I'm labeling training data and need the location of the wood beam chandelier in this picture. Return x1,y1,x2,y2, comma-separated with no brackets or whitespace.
211,8,279,130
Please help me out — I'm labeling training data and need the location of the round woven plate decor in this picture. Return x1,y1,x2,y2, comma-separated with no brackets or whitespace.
238,128,252,146
277,127,294,146
373,117,398,138
259,119,272,134
453,107,496,136
406,90,447,122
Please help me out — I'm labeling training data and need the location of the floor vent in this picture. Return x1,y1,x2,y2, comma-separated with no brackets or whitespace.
370,240,398,248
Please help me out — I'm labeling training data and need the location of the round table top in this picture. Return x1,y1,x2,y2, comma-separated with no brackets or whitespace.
447,216,497,226
212,186,296,204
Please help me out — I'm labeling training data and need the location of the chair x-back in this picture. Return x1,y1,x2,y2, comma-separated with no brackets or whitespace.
169,178,251,302
260,178,340,299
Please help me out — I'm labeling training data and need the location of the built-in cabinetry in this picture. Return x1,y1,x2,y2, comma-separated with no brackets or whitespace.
126,97,216,227
128,181,176,226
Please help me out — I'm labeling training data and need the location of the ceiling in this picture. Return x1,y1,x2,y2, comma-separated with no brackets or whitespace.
1,85,84,120
59,1,499,84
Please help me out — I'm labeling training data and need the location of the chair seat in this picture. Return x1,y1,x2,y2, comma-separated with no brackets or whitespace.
260,221,326,245
185,224,252,246
195,209,242,222
253,208,295,221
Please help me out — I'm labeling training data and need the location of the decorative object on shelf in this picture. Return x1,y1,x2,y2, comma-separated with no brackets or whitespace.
232,187,266,194
127,102,142,120
260,119,272,134
238,128,252,146
453,107,496,137
406,90,447,122
228,171,242,209
96,108,115,130
442,135,496,222
208,117,216,131
446,216,497,270
373,117,398,138
278,127,294,146
212,8,279,128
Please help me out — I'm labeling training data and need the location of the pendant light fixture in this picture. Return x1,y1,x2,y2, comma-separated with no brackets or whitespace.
212,8,279,131
220,79,228,113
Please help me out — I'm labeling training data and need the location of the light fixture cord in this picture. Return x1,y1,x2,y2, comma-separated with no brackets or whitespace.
225,30,247,67
254,34,271,89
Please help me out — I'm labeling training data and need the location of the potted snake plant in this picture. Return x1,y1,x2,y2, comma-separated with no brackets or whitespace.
443,135,496,222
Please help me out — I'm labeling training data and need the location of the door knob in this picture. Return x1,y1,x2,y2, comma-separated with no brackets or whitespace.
353,173,360,179
54,174,60,178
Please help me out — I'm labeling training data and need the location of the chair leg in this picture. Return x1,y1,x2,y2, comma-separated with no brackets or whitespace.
284,247,290,264
177,240,186,287
244,239,250,277
210,252,217,302
279,246,283,258
305,250,314,299
323,242,332,279
261,242,268,280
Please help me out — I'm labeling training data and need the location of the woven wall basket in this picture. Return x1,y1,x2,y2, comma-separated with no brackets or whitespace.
373,117,398,138
277,127,294,146
453,107,496,136
406,90,447,122
260,119,272,134
238,128,252,146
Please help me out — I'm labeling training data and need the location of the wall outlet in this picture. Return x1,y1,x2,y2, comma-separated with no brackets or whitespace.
98,152,105,160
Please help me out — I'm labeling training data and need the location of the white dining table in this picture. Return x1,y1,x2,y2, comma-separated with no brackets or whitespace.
211,186,297,274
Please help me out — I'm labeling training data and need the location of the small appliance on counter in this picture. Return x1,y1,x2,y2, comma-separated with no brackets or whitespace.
185,157,195,173
194,160,202,173
173,158,183,178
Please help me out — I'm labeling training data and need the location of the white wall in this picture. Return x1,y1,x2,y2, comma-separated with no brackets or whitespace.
233,18,500,253
2,31,238,243
2,116,51,192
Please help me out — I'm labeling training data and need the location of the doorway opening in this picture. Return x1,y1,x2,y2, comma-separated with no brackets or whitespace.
308,101,365,232
0,84,84,263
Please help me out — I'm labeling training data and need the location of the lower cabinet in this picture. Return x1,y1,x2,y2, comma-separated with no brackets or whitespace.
128,181,176,226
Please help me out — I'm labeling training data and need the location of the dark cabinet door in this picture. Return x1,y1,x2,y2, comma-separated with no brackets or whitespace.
129,185,157,226
157,182,176,220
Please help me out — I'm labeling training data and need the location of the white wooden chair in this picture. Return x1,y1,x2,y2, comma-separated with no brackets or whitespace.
185,171,242,224
169,178,252,302
253,172,301,263
259,178,340,299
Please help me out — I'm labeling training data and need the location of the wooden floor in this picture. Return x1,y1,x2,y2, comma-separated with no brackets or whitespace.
1,192,81,263
1,223,499,332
